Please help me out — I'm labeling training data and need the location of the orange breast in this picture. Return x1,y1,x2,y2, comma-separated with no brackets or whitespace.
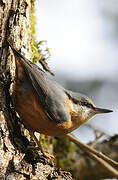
12,87,76,136
12,59,80,136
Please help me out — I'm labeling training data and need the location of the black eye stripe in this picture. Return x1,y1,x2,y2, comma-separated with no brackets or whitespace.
81,101,93,108
81,102,88,106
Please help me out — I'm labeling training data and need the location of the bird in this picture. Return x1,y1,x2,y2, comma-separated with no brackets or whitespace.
8,40,113,158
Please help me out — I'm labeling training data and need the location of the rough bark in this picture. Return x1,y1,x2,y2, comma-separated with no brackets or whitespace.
0,0,73,179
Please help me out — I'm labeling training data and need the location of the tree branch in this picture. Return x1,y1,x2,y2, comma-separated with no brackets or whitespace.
67,134,118,178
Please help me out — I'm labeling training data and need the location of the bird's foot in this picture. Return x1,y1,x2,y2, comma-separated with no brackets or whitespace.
42,151,55,159
30,131,55,160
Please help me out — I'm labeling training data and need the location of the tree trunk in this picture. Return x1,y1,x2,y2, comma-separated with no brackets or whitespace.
0,1,73,179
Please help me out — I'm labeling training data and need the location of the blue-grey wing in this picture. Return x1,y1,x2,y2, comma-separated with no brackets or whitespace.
27,66,70,124
9,42,70,124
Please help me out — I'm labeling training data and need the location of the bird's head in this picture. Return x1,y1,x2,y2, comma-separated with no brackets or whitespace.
66,91,113,125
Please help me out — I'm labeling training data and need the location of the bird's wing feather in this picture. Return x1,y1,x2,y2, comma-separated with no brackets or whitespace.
9,43,70,124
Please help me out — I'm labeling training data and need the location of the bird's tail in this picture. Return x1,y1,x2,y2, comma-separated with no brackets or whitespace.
7,39,27,61
7,39,44,74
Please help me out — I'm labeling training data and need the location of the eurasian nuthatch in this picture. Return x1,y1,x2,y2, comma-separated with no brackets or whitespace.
8,41,112,157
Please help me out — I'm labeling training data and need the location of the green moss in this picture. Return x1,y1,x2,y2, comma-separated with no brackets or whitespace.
29,2,37,62
40,134,50,150
29,3,51,64
54,137,76,170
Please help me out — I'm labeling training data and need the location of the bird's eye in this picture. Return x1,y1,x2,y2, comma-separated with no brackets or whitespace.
81,101,92,108
81,102,88,106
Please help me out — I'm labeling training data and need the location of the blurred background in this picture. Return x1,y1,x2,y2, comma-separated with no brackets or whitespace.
35,0,118,143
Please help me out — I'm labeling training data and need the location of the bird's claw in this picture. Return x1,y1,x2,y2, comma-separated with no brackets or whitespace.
43,151,55,159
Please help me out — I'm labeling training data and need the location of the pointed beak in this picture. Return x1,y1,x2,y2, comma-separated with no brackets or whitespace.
94,107,113,114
